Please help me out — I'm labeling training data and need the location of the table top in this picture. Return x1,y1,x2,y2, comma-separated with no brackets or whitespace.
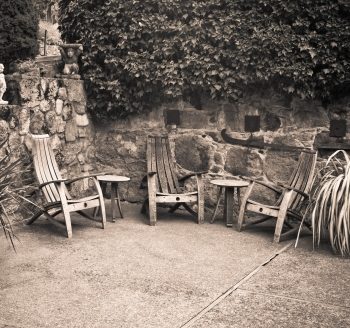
97,175,130,182
210,179,249,188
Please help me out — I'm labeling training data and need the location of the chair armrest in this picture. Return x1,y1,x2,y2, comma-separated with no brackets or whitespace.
280,184,310,199
39,179,67,189
178,171,208,182
240,176,282,194
65,172,110,185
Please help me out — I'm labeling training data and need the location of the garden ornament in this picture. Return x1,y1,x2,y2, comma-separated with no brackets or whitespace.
59,44,83,75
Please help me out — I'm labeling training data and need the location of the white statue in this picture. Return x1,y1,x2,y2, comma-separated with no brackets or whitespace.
0,63,8,105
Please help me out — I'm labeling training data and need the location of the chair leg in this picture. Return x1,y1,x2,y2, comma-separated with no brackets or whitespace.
148,197,157,226
62,210,73,238
197,199,204,224
196,175,204,224
99,201,107,229
237,202,247,232
273,190,293,243
26,209,44,225
169,203,181,213
237,182,254,232
210,187,223,224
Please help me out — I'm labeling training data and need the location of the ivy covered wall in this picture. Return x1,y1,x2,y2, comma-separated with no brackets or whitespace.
59,0,350,119
0,0,38,68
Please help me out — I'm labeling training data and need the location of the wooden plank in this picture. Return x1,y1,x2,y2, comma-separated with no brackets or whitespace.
32,141,51,203
196,174,204,224
161,138,176,193
156,194,198,203
224,187,234,227
291,152,310,209
146,137,153,173
67,198,100,212
150,137,159,191
246,203,279,218
47,140,71,199
155,137,168,193
36,139,56,203
42,138,61,202
165,138,181,193
147,136,158,225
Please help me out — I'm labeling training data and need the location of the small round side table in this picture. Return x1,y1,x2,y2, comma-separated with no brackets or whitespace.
97,175,130,222
210,179,249,227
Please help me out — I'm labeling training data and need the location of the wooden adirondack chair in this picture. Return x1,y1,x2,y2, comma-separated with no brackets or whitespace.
26,134,106,238
142,136,205,225
237,150,317,243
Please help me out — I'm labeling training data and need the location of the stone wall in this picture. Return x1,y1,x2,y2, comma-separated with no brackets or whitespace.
3,59,350,215
90,92,350,209
3,59,95,196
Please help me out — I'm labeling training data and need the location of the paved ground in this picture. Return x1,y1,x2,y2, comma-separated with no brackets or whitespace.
1,203,349,328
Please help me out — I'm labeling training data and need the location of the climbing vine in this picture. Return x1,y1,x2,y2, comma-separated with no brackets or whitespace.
59,0,350,119
0,0,38,68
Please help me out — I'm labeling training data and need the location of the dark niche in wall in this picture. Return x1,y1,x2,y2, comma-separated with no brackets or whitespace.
329,119,346,138
244,115,260,132
165,109,180,126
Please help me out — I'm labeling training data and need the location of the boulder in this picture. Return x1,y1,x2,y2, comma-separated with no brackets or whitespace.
175,135,212,172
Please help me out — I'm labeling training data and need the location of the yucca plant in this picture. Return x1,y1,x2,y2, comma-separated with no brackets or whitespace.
0,138,34,250
311,150,350,256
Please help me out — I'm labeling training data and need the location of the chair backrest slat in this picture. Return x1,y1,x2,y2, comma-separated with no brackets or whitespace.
147,136,180,194
289,151,317,210
278,151,317,210
32,135,67,203
33,139,54,202
161,138,176,193
147,136,159,190
155,137,169,194
165,138,181,193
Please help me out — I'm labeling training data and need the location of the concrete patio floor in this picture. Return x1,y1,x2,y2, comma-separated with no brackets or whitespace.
1,202,349,328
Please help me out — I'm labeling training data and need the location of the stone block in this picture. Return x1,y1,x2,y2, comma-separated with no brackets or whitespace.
48,79,60,100
175,135,212,172
65,120,77,142
272,130,316,149
75,113,89,127
19,108,30,135
45,110,57,134
179,109,217,129
0,105,11,120
8,132,22,158
62,103,73,121
55,98,63,115
0,120,9,144
39,99,53,113
56,116,66,133
50,134,61,151
290,98,329,128
19,76,40,103
224,146,249,176
77,127,88,138
264,150,300,183
62,141,84,165
63,79,86,103
29,110,45,134
72,101,86,115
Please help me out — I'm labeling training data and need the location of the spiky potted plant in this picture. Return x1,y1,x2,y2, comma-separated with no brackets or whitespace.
0,138,33,250
311,150,350,256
